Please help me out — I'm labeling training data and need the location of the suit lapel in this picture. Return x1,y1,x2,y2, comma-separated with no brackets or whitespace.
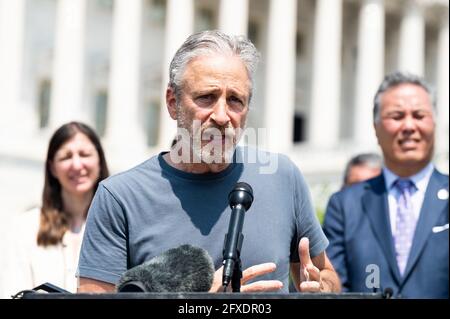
362,175,401,283
401,170,449,282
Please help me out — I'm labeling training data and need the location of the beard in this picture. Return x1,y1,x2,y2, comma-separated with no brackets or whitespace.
176,107,245,164
198,124,237,164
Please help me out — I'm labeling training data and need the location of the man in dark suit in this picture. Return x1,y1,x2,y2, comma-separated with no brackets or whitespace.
323,71,449,298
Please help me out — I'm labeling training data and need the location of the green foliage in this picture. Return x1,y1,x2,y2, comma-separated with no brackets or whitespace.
316,207,325,225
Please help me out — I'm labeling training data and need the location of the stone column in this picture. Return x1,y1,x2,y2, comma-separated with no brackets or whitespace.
354,0,385,146
263,0,298,152
219,0,249,36
398,0,425,76
158,0,194,149
309,0,343,148
0,0,26,136
49,0,87,128
105,0,146,165
436,11,449,158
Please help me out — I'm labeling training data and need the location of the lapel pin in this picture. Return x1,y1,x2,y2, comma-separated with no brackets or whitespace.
437,189,449,200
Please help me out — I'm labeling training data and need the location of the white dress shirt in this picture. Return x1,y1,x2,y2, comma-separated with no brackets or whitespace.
383,163,434,236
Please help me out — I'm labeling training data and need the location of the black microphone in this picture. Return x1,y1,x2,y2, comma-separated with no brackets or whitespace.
222,182,254,291
117,244,215,293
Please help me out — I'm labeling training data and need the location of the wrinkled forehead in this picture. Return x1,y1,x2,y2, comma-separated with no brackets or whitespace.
180,55,252,95
380,83,433,110
183,54,249,79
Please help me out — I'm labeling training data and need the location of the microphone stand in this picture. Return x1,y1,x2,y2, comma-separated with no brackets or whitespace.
222,232,244,292
231,258,242,292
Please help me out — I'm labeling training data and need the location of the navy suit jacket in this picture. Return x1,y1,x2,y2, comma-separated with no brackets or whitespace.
323,169,448,298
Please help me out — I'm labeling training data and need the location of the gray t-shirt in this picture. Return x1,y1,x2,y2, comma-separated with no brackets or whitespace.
78,146,328,292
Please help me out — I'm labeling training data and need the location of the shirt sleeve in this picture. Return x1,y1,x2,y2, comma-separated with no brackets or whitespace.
77,183,128,285
290,161,329,262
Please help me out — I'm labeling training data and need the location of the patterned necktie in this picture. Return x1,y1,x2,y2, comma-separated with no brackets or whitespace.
394,179,417,276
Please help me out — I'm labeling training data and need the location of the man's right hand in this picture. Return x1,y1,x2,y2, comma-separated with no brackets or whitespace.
209,263,283,292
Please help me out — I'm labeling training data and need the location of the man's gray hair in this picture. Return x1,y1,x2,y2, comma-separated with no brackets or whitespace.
343,153,382,185
168,30,260,102
373,71,436,123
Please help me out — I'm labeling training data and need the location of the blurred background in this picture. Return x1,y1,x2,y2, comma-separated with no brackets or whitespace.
0,0,448,235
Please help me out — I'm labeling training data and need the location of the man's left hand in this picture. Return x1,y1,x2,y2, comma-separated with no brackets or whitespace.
298,237,324,292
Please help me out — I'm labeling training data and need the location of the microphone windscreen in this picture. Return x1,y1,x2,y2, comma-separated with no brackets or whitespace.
117,244,215,293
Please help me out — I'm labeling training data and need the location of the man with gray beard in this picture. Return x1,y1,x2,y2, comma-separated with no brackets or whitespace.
77,30,340,294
